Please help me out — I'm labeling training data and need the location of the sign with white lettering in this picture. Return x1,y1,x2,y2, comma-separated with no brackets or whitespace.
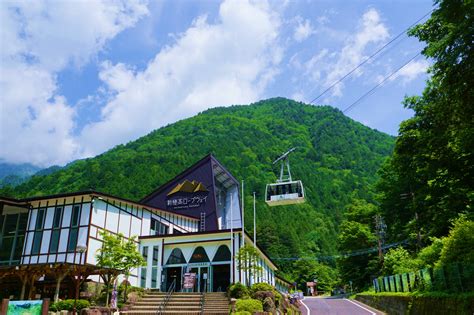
166,180,209,210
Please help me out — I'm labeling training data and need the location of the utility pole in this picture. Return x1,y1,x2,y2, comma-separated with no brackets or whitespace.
401,191,421,251
230,193,234,284
241,180,245,247
374,214,387,261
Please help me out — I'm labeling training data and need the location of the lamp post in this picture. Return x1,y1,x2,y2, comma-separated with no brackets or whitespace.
253,192,256,248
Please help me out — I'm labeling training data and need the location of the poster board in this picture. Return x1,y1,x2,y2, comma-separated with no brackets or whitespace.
183,272,197,289
7,300,43,315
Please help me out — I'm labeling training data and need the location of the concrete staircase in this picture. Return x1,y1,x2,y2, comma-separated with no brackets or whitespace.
202,292,229,315
122,291,203,315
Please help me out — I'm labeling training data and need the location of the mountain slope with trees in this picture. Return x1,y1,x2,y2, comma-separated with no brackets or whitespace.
336,0,474,291
1,98,394,276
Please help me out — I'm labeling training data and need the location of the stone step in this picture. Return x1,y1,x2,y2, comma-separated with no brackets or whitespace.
139,297,202,302
122,312,201,315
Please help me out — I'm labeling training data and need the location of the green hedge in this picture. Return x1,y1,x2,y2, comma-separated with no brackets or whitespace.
228,283,250,299
235,299,263,313
50,299,90,312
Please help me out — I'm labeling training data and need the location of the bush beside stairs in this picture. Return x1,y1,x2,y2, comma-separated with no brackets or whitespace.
121,290,229,315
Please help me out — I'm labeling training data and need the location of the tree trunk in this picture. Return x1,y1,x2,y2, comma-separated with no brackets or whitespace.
105,281,110,308
124,275,129,303
20,281,26,300
54,274,66,302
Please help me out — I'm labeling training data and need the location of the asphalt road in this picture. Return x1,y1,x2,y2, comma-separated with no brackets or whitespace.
300,296,385,315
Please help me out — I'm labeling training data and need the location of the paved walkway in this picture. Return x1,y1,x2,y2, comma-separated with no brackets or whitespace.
300,296,385,315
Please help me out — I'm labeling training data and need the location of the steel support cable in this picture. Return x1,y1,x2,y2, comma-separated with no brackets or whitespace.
271,239,409,261
308,9,434,105
342,52,421,113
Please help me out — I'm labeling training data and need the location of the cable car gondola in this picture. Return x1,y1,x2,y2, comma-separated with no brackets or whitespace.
265,148,305,206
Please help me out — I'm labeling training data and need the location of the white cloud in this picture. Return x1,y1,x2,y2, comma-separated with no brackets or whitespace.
391,59,429,83
0,0,148,166
302,8,389,99
294,18,314,42
79,0,282,157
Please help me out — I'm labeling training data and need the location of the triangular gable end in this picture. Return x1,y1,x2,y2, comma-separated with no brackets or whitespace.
141,154,242,232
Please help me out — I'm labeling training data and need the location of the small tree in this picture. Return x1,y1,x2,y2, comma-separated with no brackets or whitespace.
96,231,146,307
121,235,146,302
237,244,263,286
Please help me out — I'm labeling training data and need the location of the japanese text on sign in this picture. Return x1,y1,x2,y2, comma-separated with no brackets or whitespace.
166,196,207,209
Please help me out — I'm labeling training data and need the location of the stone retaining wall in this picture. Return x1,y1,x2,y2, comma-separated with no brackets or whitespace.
356,293,474,315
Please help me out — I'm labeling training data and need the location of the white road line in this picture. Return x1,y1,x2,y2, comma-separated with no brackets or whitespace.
344,298,376,315
301,297,311,315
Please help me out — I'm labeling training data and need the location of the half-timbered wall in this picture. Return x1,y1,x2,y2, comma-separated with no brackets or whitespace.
22,198,91,265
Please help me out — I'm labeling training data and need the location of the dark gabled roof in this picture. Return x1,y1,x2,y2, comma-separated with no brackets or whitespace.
140,153,239,203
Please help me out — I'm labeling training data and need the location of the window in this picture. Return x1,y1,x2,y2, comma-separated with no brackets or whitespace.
66,205,81,252
50,230,60,253
166,248,186,265
189,246,209,263
141,246,148,287
36,208,46,229
71,205,81,227
30,208,46,255
151,219,169,235
67,228,78,252
151,246,159,288
31,231,43,254
212,245,231,262
50,207,62,253
0,213,28,265
53,207,62,228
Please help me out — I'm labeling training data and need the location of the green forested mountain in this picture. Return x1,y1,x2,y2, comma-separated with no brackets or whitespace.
1,98,394,273
0,162,42,187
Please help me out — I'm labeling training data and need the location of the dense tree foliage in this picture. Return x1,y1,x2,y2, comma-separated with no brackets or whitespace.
337,220,378,290
0,98,393,279
437,215,474,266
290,259,339,293
377,0,474,242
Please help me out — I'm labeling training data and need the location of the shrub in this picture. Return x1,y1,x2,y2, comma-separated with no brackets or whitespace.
235,299,263,313
233,312,251,315
250,282,274,294
382,247,419,275
228,282,250,299
50,299,90,311
417,237,443,267
438,216,474,266
263,296,276,313
250,283,281,307
253,290,274,302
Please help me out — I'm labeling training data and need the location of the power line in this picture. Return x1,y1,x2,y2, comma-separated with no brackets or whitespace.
271,239,409,261
308,9,434,105
342,52,421,114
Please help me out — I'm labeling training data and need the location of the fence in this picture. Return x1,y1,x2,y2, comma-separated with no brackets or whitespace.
373,263,474,293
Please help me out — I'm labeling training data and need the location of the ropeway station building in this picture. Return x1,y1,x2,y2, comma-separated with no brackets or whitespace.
0,154,290,299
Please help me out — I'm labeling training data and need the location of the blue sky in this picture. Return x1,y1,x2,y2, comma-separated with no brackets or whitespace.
0,0,433,167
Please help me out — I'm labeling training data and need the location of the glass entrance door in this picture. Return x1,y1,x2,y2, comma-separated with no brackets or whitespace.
189,266,210,292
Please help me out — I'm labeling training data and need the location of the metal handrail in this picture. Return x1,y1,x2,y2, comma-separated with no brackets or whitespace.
199,292,205,315
157,279,176,315
199,280,207,315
